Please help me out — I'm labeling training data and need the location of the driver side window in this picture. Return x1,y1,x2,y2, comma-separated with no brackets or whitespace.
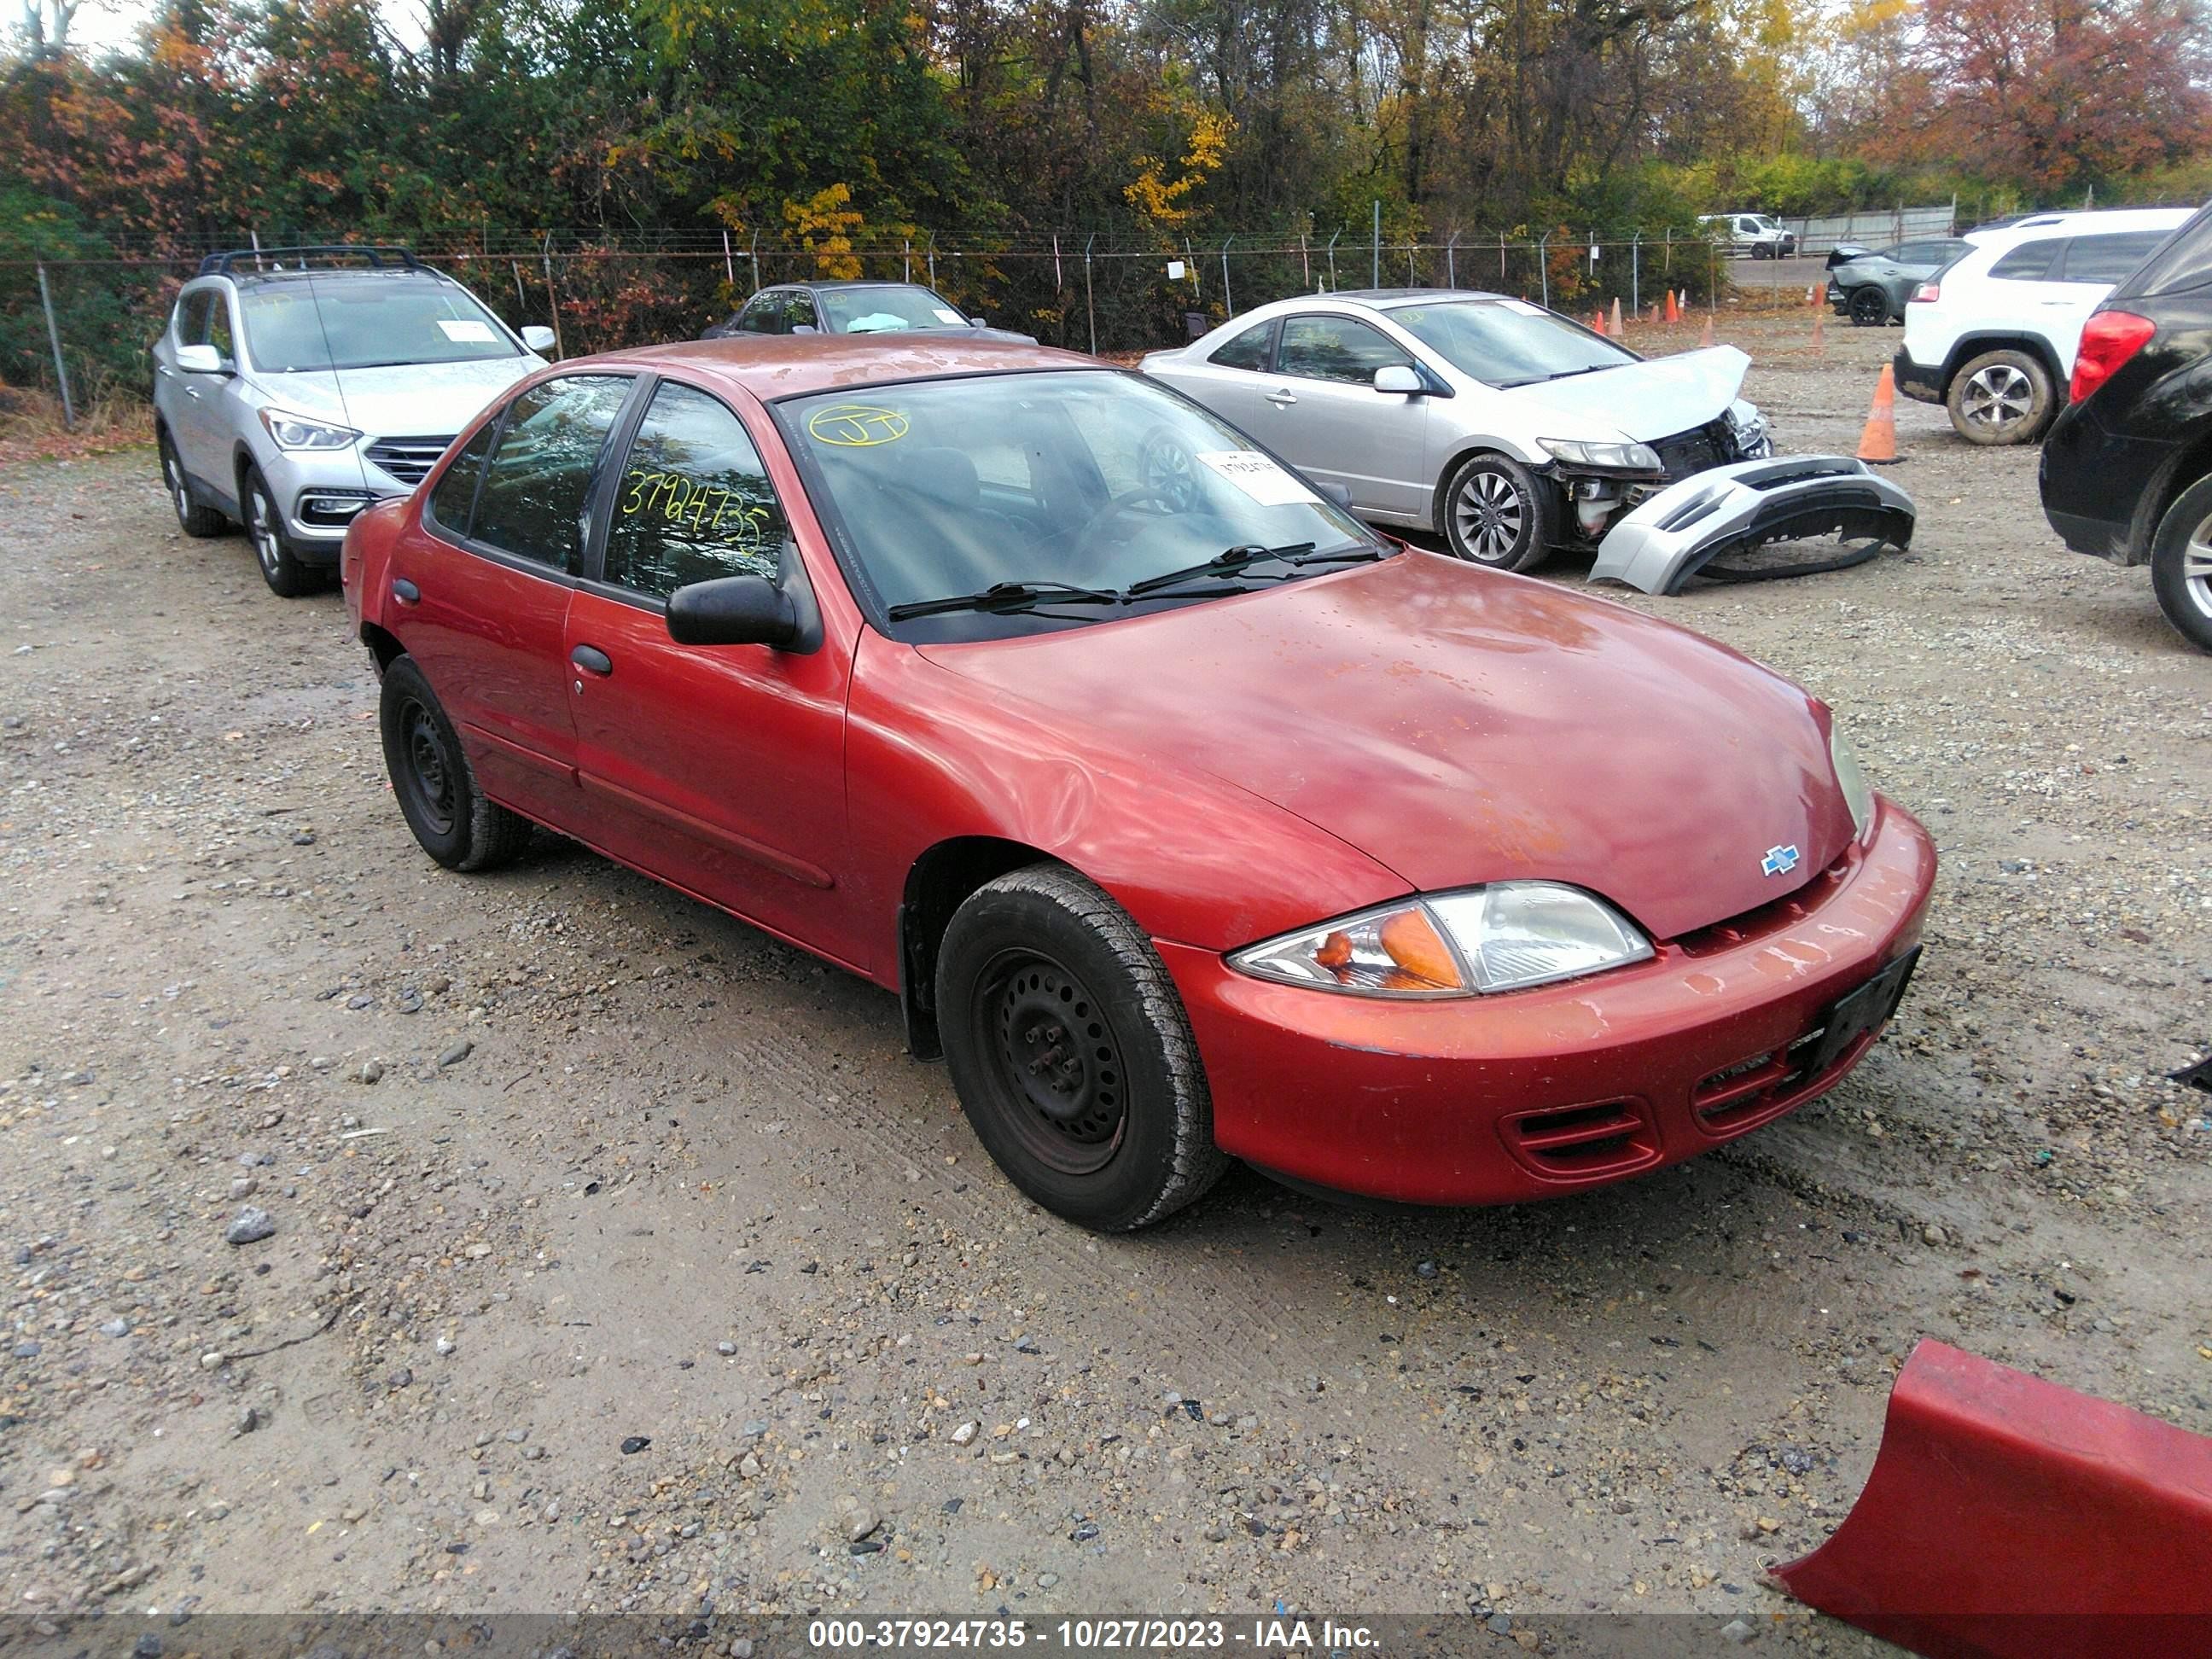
603,381,790,600
1277,316,1411,386
737,295,784,335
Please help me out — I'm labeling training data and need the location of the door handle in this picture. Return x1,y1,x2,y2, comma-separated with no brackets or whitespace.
391,578,420,604
1265,389,1299,406
570,644,613,676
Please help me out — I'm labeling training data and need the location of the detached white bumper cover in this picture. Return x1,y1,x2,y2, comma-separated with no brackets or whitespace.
1591,457,1916,596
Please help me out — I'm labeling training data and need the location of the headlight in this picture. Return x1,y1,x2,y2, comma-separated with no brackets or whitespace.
1830,722,1875,840
259,409,360,451
1537,437,1662,473
1230,882,1654,998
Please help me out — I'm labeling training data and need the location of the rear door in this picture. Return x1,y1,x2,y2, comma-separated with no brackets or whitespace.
2045,231,2178,370
563,376,862,963
1260,313,1430,519
388,373,635,828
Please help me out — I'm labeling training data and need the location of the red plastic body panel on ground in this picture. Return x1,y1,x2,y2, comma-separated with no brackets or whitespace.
1773,1339,2212,1659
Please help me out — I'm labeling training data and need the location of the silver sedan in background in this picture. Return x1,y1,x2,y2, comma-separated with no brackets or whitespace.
1141,288,1772,571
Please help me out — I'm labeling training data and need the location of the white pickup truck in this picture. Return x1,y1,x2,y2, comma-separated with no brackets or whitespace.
1700,213,1798,260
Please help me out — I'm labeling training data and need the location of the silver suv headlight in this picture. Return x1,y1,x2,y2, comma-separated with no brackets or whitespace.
1830,722,1875,840
1538,437,1662,473
259,408,361,451
1230,882,1654,998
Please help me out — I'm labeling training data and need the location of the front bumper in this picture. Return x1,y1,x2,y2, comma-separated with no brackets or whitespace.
1892,347,1944,405
261,445,414,561
1159,799,1936,1206
1589,456,1916,595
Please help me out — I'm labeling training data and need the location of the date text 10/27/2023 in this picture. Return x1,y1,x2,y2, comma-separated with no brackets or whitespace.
806,1619,1382,1653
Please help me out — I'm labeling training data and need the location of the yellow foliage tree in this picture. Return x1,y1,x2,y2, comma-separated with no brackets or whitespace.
1123,107,1232,231
781,182,864,280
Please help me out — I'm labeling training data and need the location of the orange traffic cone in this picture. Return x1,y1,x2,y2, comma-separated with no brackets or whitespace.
1650,302,1661,326
1609,297,1624,335
1699,310,1714,348
1807,282,1819,311
1592,308,1605,335
1665,289,1679,323
1812,309,1826,354
1857,364,1899,463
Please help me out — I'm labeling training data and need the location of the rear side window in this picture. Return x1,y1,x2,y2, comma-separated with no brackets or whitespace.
736,294,783,335
426,422,497,538
1988,240,2064,281
1208,322,1273,370
2059,230,2176,286
470,375,632,573
603,381,789,598
2113,207,2212,298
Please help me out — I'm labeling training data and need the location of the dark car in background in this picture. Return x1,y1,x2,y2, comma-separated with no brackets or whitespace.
2039,201,2212,651
1825,239,1973,326
701,280,1033,342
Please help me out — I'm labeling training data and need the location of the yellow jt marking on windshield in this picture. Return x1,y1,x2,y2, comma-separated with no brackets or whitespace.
806,404,911,446
620,471,769,548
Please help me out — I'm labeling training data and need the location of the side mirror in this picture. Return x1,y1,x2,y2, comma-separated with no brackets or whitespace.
1373,364,1423,395
175,343,226,375
1317,482,1355,510
792,324,818,335
667,574,800,649
521,325,556,353
969,316,989,329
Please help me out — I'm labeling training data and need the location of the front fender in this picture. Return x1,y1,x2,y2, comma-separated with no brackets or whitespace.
844,636,1411,974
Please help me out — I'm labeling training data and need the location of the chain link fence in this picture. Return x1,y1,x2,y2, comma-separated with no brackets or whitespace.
4,226,1778,427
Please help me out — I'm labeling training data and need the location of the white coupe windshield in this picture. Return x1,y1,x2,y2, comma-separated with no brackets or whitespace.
783,370,1377,621
240,276,521,373
1389,299,1639,388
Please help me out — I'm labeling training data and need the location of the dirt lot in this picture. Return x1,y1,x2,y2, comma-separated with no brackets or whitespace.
1,313,2207,1642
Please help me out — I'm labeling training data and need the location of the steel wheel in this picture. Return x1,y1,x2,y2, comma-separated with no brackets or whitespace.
1454,469,1524,561
977,949,1126,1178
395,695,458,840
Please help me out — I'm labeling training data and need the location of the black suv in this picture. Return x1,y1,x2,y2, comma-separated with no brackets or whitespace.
2040,202,2212,651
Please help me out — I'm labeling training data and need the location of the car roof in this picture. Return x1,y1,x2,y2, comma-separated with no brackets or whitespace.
1965,207,2196,247
206,266,462,292
765,280,939,294
582,333,1099,399
1283,288,1510,310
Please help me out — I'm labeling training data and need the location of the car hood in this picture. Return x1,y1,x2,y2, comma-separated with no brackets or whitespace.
249,357,545,439
1493,346,1750,442
917,551,1856,943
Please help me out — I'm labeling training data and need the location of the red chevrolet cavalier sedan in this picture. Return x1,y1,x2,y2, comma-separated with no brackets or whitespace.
342,335,1935,1231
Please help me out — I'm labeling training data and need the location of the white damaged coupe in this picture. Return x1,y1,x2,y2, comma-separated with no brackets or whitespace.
1140,288,1782,573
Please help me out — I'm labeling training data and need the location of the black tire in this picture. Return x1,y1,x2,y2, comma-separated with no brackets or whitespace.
159,431,227,538
1946,349,2055,445
2149,474,2212,654
242,464,319,597
1848,286,1890,327
1441,451,1557,572
936,864,1229,1231
1750,244,1772,260
378,655,534,871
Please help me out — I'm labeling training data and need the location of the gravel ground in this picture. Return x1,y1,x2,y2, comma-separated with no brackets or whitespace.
0,313,2207,1641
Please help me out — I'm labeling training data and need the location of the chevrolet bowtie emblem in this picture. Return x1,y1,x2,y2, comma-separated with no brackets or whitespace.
1762,844,1802,877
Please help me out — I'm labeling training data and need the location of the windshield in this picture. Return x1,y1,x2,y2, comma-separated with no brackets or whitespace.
239,276,521,373
780,370,1379,632
818,286,972,335
1388,299,1637,387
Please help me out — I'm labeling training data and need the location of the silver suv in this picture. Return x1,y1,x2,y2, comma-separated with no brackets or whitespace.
152,247,554,595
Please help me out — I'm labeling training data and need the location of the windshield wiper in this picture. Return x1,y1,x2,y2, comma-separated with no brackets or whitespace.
886,580,1122,621
1545,365,1610,381
1126,541,1385,597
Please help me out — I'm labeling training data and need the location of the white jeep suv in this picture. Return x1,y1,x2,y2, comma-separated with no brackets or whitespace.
152,247,554,596
1894,207,2193,445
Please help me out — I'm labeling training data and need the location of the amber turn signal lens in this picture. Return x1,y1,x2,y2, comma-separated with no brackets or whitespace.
1379,909,1460,990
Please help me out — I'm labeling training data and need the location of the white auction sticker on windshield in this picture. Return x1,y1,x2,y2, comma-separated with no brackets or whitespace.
1499,298,1545,315
932,307,965,325
437,319,498,342
1196,450,1321,507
